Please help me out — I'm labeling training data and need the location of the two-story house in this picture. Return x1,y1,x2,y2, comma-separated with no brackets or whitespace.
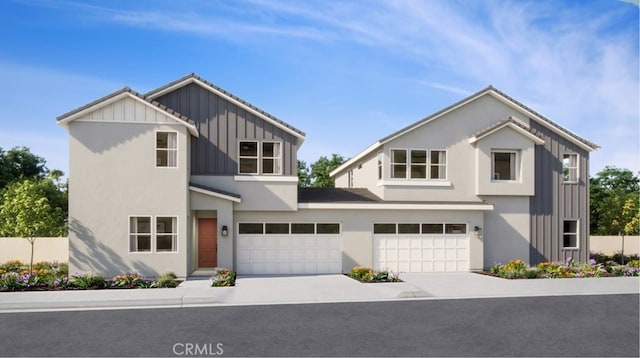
58,74,598,278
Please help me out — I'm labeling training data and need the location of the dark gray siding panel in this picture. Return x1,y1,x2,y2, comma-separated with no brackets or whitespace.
155,83,300,175
530,120,590,264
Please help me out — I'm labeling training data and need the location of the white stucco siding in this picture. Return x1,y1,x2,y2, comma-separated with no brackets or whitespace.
481,196,531,268
234,209,484,272
380,95,532,202
191,175,297,211
474,127,536,196
68,120,190,278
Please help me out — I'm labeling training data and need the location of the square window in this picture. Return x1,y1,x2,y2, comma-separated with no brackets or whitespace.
156,132,177,167
563,154,578,182
492,152,517,181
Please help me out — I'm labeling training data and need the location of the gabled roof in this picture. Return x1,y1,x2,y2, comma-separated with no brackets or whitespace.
331,86,599,177
469,116,545,145
56,87,199,136
145,73,306,141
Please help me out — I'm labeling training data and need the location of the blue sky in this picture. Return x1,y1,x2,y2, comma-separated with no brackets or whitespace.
1,0,638,176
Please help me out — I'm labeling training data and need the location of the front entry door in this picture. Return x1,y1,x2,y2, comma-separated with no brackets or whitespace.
198,218,217,268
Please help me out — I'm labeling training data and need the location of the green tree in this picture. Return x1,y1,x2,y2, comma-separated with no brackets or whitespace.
0,179,66,273
0,146,48,189
590,166,640,235
309,154,346,188
297,160,311,188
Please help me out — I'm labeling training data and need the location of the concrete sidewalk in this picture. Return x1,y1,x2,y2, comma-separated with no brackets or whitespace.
0,273,637,313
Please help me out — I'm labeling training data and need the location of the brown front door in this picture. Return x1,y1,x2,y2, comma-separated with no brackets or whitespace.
198,218,217,268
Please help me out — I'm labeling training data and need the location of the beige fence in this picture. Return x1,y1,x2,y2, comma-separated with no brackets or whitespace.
0,237,68,263
590,235,640,256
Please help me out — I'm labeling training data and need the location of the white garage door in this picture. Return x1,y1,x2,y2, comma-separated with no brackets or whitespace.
373,223,469,272
236,223,342,275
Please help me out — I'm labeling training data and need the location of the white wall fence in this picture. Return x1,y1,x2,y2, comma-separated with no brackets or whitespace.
590,235,640,256
0,236,637,265
0,237,69,263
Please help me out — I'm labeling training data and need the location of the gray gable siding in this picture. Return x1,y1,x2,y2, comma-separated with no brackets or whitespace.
529,119,590,265
154,83,299,176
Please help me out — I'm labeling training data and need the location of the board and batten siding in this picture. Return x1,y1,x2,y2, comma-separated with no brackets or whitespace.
154,83,300,176
529,120,590,264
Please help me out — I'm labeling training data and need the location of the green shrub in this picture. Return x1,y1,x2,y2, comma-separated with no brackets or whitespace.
69,273,108,289
349,266,374,281
210,268,236,287
0,272,21,290
111,273,151,288
495,259,534,279
152,272,178,288
1,260,25,273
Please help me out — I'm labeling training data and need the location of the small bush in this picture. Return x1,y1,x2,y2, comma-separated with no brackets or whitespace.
210,268,236,287
152,272,178,288
1,260,24,272
69,273,108,289
111,273,151,288
348,266,400,282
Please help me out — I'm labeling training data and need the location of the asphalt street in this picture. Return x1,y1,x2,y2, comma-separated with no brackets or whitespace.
0,294,637,357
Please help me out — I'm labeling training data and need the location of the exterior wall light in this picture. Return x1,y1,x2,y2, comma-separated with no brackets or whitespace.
221,225,229,236
474,226,482,235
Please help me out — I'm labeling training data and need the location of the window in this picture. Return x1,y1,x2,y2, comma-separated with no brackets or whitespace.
291,223,315,234
563,154,578,182
410,150,427,179
265,223,289,234
390,149,407,179
563,220,578,248
239,141,259,174
377,152,383,180
492,151,517,181
239,223,263,234
422,223,444,234
316,223,340,234
239,141,281,175
156,217,177,252
430,150,447,179
129,217,151,252
374,223,396,234
262,142,281,174
398,223,420,234
445,224,467,234
156,132,177,167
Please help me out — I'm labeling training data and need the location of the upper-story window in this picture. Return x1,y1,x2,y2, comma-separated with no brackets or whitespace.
239,141,281,175
563,154,579,183
390,149,447,180
377,152,383,180
156,132,177,167
492,151,517,181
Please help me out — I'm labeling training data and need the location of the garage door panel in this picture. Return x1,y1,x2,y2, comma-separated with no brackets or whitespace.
374,232,469,273
237,235,342,275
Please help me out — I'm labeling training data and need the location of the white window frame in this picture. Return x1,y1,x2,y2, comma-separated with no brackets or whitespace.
429,150,447,180
261,141,282,175
409,149,428,180
562,219,579,249
390,149,408,179
491,150,519,181
129,216,152,253
155,131,178,168
562,153,579,183
156,216,178,253
238,140,259,174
